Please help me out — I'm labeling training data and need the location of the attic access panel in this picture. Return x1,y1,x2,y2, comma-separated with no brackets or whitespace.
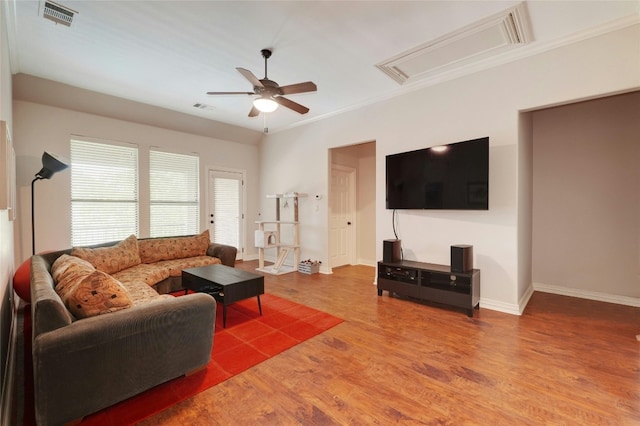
377,2,531,84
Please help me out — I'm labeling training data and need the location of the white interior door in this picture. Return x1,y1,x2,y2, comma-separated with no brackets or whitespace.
329,165,356,268
208,169,244,260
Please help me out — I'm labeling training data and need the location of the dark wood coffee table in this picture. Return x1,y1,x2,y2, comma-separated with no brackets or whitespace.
182,264,264,328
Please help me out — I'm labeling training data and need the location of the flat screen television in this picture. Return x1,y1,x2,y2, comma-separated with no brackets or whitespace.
386,137,489,210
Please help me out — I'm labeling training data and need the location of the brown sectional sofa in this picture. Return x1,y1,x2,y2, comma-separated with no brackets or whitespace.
29,232,237,426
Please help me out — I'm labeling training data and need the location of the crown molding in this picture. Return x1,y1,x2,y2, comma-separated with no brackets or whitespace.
1,0,20,74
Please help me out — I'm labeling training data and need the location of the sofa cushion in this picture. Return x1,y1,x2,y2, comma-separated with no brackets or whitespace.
51,254,96,294
117,278,173,305
112,263,171,287
114,277,166,306
52,254,133,318
153,255,221,277
71,235,142,274
138,230,211,264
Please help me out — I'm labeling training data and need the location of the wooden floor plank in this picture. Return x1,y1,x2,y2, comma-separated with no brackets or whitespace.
139,262,640,425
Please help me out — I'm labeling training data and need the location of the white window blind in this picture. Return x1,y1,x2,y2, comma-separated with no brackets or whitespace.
70,139,139,246
150,150,199,237
212,175,240,247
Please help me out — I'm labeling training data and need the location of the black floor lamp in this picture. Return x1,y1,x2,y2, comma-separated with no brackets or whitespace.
32,152,69,255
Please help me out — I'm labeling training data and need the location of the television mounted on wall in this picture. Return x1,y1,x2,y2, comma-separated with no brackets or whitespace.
386,137,489,210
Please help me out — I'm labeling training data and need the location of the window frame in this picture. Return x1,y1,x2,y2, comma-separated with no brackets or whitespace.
70,137,139,246
149,148,200,238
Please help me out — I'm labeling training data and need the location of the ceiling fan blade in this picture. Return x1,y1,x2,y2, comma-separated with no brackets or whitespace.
248,106,260,117
237,67,264,88
275,96,310,114
206,91,254,95
279,81,317,95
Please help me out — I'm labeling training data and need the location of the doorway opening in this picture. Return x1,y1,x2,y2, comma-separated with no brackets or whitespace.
328,141,376,269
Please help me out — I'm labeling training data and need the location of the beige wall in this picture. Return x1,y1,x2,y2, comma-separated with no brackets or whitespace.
356,144,376,266
0,0,16,418
12,101,261,264
259,24,640,314
517,112,534,306
532,92,640,300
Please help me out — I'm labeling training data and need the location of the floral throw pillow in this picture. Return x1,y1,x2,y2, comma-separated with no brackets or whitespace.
71,234,142,275
138,230,211,263
52,254,133,319
65,270,132,318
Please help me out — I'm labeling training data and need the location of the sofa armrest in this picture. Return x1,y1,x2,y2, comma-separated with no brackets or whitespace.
30,255,74,336
207,243,237,267
32,293,216,426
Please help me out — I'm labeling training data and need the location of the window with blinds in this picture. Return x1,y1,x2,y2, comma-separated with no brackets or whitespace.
70,139,139,246
150,150,200,237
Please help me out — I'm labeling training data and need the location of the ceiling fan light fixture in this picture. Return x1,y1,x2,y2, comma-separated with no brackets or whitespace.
253,97,278,113
253,97,278,112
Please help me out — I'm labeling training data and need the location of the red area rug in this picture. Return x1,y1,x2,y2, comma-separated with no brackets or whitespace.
22,293,342,425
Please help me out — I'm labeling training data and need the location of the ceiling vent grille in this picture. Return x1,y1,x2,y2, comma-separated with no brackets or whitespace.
377,2,532,85
42,1,77,27
193,103,215,111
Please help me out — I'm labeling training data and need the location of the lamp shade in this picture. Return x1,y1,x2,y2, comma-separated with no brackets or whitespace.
253,97,279,113
36,152,69,179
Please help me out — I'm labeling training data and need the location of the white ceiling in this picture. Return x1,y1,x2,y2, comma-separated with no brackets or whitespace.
5,1,639,134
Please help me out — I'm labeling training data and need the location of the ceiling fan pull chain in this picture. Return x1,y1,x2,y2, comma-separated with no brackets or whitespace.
263,113,269,134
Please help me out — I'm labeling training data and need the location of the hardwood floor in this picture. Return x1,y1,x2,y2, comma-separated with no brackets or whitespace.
139,261,640,425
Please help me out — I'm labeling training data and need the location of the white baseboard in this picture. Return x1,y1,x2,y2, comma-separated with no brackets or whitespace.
357,259,377,268
479,298,522,316
533,282,640,307
518,285,535,315
464,284,534,316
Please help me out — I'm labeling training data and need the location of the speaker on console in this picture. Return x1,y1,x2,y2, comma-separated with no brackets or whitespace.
451,245,473,273
383,239,402,263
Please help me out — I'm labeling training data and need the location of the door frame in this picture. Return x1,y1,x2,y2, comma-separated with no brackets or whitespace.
206,166,246,260
329,164,357,269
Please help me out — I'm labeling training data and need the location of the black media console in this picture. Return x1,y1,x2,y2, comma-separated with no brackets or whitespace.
377,259,480,317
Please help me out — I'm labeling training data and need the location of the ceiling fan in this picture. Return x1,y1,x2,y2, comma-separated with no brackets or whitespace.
207,49,317,117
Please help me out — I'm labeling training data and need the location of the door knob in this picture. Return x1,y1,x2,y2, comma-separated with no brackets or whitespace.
347,222,352,225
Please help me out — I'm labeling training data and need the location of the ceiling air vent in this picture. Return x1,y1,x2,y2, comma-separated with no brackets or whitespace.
42,1,77,27
193,103,215,111
377,2,532,85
